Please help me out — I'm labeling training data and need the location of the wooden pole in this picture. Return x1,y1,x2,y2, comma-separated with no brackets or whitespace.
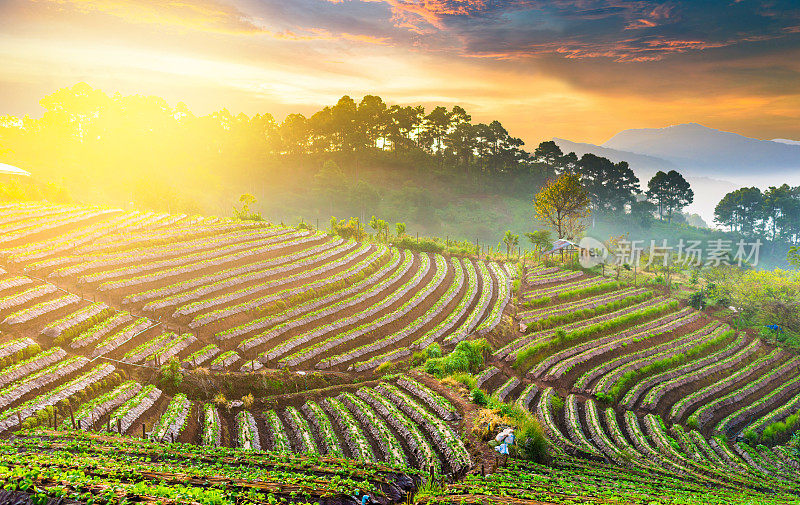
142,423,146,438
117,418,122,434
69,403,76,429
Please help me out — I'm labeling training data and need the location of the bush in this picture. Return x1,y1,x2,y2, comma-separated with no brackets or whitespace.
375,361,395,375
425,342,442,358
159,357,184,389
516,422,549,463
471,388,488,406
423,339,491,377
447,372,476,389
411,351,427,366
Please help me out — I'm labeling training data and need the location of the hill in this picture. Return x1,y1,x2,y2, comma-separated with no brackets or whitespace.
0,201,798,504
603,123,800,178
552,137,739,223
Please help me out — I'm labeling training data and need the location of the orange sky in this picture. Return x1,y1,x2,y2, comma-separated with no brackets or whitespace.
1,0,799,145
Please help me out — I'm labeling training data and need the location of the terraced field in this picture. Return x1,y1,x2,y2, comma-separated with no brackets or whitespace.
0,201,799,504
473,263,800,491
0,203,510,376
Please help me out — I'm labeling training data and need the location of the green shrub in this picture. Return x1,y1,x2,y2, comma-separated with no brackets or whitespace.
425,342,442,358
375,361,395,375
471,388,488,406
447,372,476,389
424,339,490,377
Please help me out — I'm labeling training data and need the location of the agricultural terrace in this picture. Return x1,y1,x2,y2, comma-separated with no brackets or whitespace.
0,201,799,505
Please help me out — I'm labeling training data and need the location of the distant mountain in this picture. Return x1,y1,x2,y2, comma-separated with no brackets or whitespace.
600,123,800,177
772,138,800,146
552,134,739,226
551,138,677,173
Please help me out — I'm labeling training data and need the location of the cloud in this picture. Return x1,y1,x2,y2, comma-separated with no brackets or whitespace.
37,0,265,34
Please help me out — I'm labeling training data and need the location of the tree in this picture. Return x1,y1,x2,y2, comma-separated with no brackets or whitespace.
369,215,389,242
533,173,591,240
713,187,763,234
395,222,406,237
503,230,519,259
233,193,262,221
525,230,552,256
646,170,694,222
577,154,640,213
629,199,657,228
789,246,800,269
532,141,575,175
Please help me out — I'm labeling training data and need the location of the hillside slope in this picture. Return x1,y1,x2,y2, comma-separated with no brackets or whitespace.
0,201,798,505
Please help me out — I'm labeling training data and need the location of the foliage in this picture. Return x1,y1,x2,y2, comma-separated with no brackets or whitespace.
233,193,263,221
423,339,490,376
368,215,390,242
158,357,183,389
503,230,519,258
525,230,552,255
329,216,366,240
646,170,694,223
704,266,800,344
533,172,591,240
789,246,800,268
471,388,488,406
577,154,640,213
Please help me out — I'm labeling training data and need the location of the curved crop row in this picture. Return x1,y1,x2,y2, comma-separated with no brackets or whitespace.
140,235,347,310
109,384,162,434
0,284,58,312
283,406,317,454
70,381,142,430
318,255,452,369
397,377,460,421
0,347,66,389
70,312,135,349
323,398,375,462
2,294,81,327
190,243,380,328
474,262,510,336
301,401,344,458
265,410,291,453
277,254,433,367
667,346,782,421
565,395,601,457
130,235,343,306
201,404,222,447
90,318,154,357
236,411,261,451
0,363,115,433
623,330,748,409
689,356,800,429
209,350,240,370
177,242,372,319
0,356,88,409
592,323,731,400
376,383,471,473
357,387,440,472
339,392,406,467
437,259,481,345
151,394,191,442
717,373,800,438
182,344,220,368
231,247,396,348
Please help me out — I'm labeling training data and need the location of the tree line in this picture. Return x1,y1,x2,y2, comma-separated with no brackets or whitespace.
715,185,800,243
